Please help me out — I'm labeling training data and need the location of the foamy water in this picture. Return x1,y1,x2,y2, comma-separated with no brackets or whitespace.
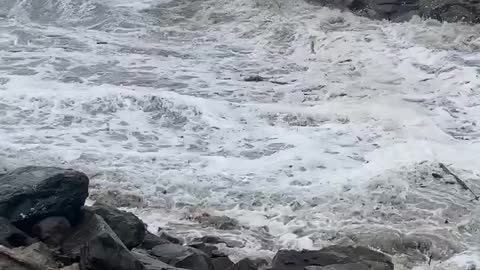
1,0,480,268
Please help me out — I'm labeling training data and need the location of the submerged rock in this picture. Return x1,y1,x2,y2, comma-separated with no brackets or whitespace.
271,245,393,270
0,217,37,248
0,166,89,226
89,202,146,249
194,214,240,230
150,243,214,270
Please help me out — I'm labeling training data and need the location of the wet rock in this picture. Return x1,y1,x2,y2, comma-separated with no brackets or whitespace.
212,257,234,270
89,202,146,249
193,236,222,245
62,211,143,270
142,232,173,250
32,216,71,247
0,166,89,225
188,242,220,257
244,75,267,82
91,190,145,208
271,246,393,270
225,258,257,270
150,243,214,270
158,231,183,245
133,248,186,270
195,214,240,230
0,243,57,270
0,217,37,248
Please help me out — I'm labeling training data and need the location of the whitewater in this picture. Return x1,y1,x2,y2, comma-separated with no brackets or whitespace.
1,0,480,268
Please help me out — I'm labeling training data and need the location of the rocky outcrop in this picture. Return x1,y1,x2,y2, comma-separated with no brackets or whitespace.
0,166,89,226
271,246,393,270
309,0,480,23
89,202,146,249
0,166,398,270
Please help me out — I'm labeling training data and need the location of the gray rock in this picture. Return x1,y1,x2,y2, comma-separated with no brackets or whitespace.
150,244,214,270
225,259,257,270
0,243,57,270
271,246,393,270
194,214,240,230
158,231,183,245
0,217,36,248
62,211,143,270
32,216,71,247
142,232,172,250
0,166,89,225
133,248,187,270
89,202,146,249
188,242,222,257
212,257,234,270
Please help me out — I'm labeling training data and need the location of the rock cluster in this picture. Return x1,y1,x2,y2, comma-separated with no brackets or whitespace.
0,166,394,270
309,0,480,23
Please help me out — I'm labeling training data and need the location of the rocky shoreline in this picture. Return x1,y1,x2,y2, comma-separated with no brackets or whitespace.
0,166,396,270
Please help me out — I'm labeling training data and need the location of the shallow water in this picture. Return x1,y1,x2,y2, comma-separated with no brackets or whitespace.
1,0,480,268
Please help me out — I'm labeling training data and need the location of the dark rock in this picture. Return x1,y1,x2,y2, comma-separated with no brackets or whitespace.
432,173,443,179
194,214,240,230
212,257,234,270
244,75,267,82
142,232,172,250
62,211,143,270
271,246,393,270
32,216,71,247
0,217,36,248
188,242,222,257
60,263,80,270
133,248,187,270
89,202,146,249
0,166,89,226
150,243,214,270
225,258,257,270
158,231,183,245
90,190,145,208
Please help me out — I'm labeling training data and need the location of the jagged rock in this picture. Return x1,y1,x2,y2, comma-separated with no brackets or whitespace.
133,249,187,270
225,258,257,270
142,232,172,250
32,216,71,247
62,211,143,270
0,243,57,270
193,236,222,244
194,214,240,230
60,263,80,270
157,230,183,245
212,257,234,270
89,202,146,249
188,242,222,257
271,246,393,270
0,166,89,226
150,244,214,270
0,217,37,248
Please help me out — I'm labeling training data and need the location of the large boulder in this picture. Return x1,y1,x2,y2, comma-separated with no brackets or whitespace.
88,202,146,249
0,217,37,248
62,211,144,270
150,244,214,270
271,246,393,270
32,216,71,247
0,166,89,226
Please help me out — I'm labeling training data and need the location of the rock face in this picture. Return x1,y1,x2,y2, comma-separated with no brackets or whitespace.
150,244,214,270
0,217,37,248
142,232,172,250
89,202,146,249
0,243,58,270
271,246,393,270
0,166,89,225
62,211,144,270
32,217,71,247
